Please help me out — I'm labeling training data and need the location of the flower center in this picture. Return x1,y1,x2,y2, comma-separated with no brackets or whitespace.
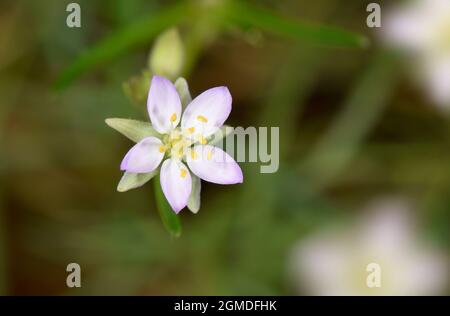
159,125,211,160
160,128,192,160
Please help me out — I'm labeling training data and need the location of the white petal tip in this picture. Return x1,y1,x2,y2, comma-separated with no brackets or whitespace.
160,159,192,215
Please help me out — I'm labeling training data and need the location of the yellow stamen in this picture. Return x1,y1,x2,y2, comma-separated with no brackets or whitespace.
170,113,177,122
197,115,208,123
180,169,187,178
207,150,214,161
187,127,195,134
190,150,198,160
197,135,207,145
159,145,166,153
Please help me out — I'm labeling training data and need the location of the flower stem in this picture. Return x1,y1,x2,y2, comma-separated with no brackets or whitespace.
153,177,182,238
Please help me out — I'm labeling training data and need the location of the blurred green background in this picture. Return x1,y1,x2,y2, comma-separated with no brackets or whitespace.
0,0,449,295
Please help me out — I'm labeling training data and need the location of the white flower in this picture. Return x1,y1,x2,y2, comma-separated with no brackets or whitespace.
114,76,243,213
288,198,448,295
383,0,450,108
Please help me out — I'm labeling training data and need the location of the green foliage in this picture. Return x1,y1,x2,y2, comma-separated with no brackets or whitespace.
226,0,369,48
300,53,397,189
54,1,191,90
54,0,368,90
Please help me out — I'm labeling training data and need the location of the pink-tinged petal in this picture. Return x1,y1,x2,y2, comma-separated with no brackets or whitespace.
120,137,164,173
147,75,182,134
181,86,231,138
187,145,243,185
160,158,192,213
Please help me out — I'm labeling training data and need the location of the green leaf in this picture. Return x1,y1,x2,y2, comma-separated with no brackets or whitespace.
117,171,158,192
187,175,201,214
174,77,192,108
54,1,191,90
226,0,369,48
153,177,182,237
105,118,160,143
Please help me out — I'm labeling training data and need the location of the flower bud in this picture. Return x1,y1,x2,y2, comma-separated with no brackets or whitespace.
149,28,184,80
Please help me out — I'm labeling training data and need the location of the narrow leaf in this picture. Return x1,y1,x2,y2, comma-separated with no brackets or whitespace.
299,53,397,188
187,175,201,214
117,171,158,192
226,0,369,48
105,118,160,143
54,1,191,90
153,177,182,237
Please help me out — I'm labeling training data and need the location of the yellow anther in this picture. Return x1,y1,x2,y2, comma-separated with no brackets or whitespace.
180,169,187,178
197,135,207,145
207,150,214,161
197,115,208,123
158,145,166,153
170,113,177,122
187,127,195,134
190,150,198,160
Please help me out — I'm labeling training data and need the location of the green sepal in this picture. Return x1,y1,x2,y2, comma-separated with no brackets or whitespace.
174,77,192,108
105,118,161,143
117,171,158,192
187,175,201,214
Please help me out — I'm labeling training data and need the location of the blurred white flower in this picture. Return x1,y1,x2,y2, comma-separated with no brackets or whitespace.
383,0,450,108
289,199,448,295
109,76,243,214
